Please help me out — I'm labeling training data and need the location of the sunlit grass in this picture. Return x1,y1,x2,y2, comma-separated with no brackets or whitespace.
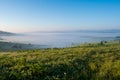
0,41,120,80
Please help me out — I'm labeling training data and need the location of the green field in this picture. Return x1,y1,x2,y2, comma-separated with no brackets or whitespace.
0,41,120,80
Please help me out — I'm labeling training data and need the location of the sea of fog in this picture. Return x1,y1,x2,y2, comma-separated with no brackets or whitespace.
0,31,120,48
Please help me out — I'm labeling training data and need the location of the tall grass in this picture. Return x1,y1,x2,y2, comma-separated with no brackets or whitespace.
0,41,120,80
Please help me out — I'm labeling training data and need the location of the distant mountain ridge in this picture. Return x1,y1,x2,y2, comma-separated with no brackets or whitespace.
75,29,120,33
32,29,120,33
0,31,15,36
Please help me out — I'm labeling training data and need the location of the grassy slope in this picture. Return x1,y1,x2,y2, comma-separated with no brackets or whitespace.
0,42,120,80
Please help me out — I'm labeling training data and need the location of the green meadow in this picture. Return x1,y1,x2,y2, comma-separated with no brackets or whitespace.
0,41,120,80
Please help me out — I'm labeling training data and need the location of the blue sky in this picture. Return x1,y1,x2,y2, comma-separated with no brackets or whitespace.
0,0,120,32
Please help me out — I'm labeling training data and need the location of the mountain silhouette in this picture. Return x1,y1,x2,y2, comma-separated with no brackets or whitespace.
0,31,15,36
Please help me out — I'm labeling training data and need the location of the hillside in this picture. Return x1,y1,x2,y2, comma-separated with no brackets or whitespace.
0,42,34,51
0,31,15,36
0,41,120,80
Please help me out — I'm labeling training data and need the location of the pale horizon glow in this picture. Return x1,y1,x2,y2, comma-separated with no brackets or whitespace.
0,0,120,33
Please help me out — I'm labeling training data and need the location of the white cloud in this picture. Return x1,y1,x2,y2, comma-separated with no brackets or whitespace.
0,24,8,31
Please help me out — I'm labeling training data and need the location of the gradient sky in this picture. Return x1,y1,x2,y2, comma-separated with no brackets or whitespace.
0,0,120,32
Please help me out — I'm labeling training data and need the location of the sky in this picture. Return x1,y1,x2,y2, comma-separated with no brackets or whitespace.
0,0,120,32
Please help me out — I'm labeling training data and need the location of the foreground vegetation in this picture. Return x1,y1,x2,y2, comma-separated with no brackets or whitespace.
0,41,120,80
